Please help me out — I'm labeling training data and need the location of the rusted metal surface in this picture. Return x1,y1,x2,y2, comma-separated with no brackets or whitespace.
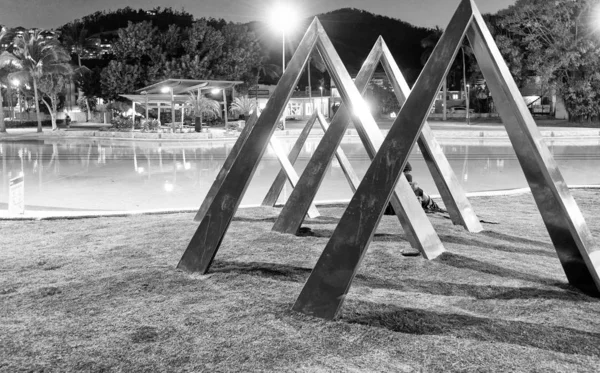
292,0,473,319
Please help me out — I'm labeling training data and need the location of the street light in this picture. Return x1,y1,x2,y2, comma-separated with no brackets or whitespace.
466,84,471,125
211,88,228,128
11,79,22,122
141,90,149,125
161,86,175,132
319,86,323,114
270,3,298,130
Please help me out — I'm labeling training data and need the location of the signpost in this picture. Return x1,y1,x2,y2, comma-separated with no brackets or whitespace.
8,173,24,215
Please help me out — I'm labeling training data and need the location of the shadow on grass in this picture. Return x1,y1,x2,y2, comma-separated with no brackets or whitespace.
356,276,595,302
211,261,312,283
438,234,557,259
232,216,341,225
307,229,409,242
209,260,593,302
438,252,557,285
481,230,551,248
343,302,600,357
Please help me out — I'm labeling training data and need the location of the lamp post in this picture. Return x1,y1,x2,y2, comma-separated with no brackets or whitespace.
319,86,323,114
212,88,228,128
161,86,175,132
141,90,149,125
281,29,286,130
466,84,471,125
11,79,22,123
270,3,297,130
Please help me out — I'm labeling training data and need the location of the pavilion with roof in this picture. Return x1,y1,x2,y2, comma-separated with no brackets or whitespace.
120,79,243,128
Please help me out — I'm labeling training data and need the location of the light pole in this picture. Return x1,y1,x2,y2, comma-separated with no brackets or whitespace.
466,84,470,125
282,29,286,130
319,86,323,114
161,86,175,132
141,90,149,125
11,79,22,123
270,3,297,130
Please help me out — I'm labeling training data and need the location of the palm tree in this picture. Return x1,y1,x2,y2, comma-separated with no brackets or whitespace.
61,21,97,121
9,30,71,132
228,96,256,120
186,92,221,130
0,27,18,133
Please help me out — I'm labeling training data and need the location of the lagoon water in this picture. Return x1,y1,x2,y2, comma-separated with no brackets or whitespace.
1,136,599,212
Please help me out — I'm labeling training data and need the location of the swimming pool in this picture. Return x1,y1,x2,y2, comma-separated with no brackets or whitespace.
1,136,599,212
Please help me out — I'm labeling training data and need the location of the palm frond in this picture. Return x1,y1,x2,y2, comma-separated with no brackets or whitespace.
186,92,222,119
229,96,256,116
0,51,20,69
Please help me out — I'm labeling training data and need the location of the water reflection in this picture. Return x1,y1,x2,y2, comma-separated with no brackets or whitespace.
0,138,599,212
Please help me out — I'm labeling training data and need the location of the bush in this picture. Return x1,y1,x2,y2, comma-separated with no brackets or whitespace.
111,117,134,130
4,119,65,128
141,119,160,132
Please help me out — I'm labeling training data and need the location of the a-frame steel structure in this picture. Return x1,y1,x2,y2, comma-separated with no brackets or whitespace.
293,0,600,320
178,17,450,272
271,36,483,237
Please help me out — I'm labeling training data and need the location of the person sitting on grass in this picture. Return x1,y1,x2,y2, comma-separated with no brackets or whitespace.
403,162,443,212
384,162,444,214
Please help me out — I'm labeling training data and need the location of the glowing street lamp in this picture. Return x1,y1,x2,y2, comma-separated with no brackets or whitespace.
141,90,149,123
466,84,471,126
319,86,323,114
11,79,22,122
212,88,228,127
270,3,298,130
161,86,175,131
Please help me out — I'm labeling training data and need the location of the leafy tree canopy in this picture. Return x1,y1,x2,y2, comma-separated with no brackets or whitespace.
492,0,600,120
100,18,264,100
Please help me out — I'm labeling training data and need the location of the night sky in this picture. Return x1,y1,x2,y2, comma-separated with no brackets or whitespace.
1,0,516,30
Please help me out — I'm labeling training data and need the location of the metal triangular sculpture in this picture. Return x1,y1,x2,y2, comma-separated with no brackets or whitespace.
293,0,600,320
178,17,454,273
270,36,483,238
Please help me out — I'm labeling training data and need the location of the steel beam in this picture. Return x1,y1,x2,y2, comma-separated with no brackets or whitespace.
178,20,320,273
314,111,362,191
379,41,483,232
467,3,600,293
271,44,383,236
262,112,319,207
193,110,258,222
268,135,320,218
273,38,443,254
320,23,445,257
292,0,473,320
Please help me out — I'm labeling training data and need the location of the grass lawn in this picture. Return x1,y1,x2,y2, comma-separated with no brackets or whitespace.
1,190,600,372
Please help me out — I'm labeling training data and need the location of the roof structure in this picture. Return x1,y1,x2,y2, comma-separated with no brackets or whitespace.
135,79,244,95
119,94,190,108
120,79,244,108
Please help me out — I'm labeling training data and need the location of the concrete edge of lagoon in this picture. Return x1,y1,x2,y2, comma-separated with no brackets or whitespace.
2,121,600,142
2,185,599,221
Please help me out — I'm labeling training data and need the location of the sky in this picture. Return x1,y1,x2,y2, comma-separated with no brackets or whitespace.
0,0,517,30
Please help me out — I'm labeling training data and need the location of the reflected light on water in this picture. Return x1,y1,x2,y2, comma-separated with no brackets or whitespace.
0,137,599,212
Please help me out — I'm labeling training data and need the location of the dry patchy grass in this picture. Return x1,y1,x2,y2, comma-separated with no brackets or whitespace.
1,191,600,372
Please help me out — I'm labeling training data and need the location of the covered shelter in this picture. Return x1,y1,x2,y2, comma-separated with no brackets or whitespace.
120,79,244,129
